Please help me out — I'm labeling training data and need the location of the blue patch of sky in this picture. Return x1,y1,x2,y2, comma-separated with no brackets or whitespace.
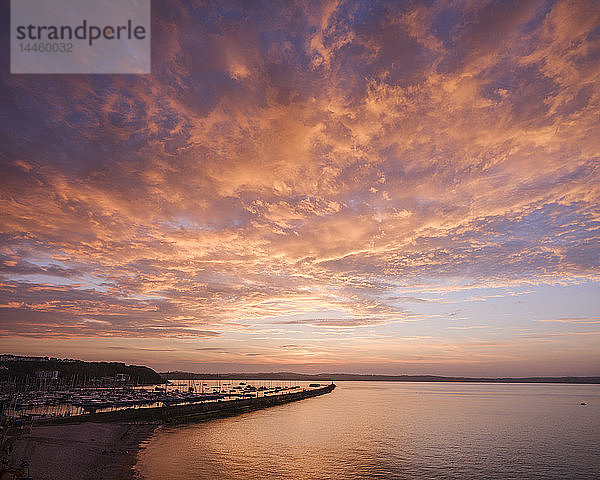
389,280,600,335
8,272,112,292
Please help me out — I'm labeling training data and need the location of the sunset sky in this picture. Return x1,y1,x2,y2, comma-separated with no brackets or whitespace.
1,0,599,376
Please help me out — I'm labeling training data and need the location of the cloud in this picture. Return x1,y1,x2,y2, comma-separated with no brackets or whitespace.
0,281,222,338
448,325,489,330
0,0,598,373
273,317,392,327
536,317,600,325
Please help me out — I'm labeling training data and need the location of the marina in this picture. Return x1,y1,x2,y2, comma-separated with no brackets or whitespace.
1,375,335,480
0,380,333,423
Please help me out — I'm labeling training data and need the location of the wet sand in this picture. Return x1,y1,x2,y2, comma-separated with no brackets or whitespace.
6,422,159,480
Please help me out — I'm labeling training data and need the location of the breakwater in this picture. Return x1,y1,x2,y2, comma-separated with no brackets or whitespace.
40,383,336,425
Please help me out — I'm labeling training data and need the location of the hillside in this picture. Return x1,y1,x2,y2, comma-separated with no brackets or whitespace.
0,355,162,386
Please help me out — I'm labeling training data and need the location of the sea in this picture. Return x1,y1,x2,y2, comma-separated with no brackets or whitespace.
135,381,600,479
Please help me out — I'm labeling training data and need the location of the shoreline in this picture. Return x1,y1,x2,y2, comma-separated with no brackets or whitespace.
5,421,159,480
5,384,336,479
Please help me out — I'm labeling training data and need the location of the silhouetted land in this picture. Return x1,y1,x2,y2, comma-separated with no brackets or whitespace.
0,355,162,387
161,371,600,384
2,354,597,385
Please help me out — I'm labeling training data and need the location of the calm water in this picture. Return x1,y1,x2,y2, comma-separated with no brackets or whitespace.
135,382,600,479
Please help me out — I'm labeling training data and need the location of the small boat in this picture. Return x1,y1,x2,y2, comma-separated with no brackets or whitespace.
580,402,587,405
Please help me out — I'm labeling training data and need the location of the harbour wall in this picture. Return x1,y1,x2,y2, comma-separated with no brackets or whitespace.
39,383,336,425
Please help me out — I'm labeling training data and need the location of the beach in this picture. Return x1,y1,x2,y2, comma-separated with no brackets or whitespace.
6,422,158,480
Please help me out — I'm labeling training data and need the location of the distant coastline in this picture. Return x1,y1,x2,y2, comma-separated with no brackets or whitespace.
162,371,600,384
2,355,597,386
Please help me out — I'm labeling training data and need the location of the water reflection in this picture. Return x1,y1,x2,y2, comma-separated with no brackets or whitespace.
136,382,600,479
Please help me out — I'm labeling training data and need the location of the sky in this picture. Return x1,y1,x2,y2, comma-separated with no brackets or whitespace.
1,0,599,376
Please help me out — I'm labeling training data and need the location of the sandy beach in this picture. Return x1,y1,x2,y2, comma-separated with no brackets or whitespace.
5,422,159,480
